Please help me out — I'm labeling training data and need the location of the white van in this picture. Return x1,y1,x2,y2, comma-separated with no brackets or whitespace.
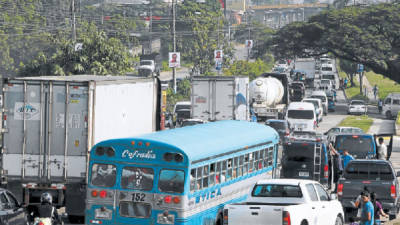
382,93,400,119
310,90,328,115
286,102,317,132
320,63,334,75
302,98,323,123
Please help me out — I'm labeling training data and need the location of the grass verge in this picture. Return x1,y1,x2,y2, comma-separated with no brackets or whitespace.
338,115,374,133
397,112,400,125
364,71,400,99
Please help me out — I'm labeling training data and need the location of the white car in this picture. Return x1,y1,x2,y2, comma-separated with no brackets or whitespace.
302,98,323,123
324,126,364,143
310,90,328,115
347,100,367,115
286,102,317,132
224,179,345,225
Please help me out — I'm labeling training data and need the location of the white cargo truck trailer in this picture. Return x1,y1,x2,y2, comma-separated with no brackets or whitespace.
0,75,160,221
191,76,249,121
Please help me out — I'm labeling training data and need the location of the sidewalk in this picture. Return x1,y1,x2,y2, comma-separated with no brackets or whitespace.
352,73,378,104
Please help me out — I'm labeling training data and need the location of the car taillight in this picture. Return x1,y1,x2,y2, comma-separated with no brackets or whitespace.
324,165,329,178
223,208,228,224
338,184,344,196
39,222,45,225
91,190,98,197
164,196,172,204
285,131,290,136
391,185,396,199
173,197,180,204
283,211,291,225
100,190,107,198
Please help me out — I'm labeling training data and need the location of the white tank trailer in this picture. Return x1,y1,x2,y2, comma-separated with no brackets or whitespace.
250,75,288,120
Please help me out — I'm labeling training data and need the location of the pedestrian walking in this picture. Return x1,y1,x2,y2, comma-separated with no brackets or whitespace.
371,192,388,225
344,78,348,89
378,99,383,114
373,85,378,99
340,78,344,89
360,192,374,225
328,143,343,191
377,137,387,160
354,187,370,219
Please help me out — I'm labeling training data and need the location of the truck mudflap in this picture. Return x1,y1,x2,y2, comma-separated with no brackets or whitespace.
65,182,86,216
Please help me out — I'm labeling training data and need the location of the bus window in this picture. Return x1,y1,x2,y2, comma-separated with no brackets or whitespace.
244,154,249,175
216,162,221,184
190,169,196,192
264,149,269,168
196,167,203,190
158,169,185,194
227,159,233,181
91,163,116,188
249,153,254,173
119,201,151,218
203,165,209,188
221,161,227,183
254,151,259,171
269,147,274,166
233,157,238,179
258,150,264,169
209,163,215,186
121,167,154,191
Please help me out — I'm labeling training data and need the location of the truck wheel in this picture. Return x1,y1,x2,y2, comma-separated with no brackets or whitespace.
389,214,397,220
386,111,392,119
335,215,343,225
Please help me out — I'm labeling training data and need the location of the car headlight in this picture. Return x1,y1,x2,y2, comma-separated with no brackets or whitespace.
95,207,112,220
157,211,175,224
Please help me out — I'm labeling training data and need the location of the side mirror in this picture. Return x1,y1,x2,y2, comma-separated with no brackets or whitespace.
396,171,400,177
330,193,338,200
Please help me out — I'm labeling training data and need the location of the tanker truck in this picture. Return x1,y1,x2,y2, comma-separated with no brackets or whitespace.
250,73,290,120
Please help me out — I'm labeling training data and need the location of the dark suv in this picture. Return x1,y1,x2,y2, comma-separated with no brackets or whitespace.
265,119,291,144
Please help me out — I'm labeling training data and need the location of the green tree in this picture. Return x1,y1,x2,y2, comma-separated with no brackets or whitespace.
21,22,135,76
272,4,400,83
176,0,232,74
224,58,274,80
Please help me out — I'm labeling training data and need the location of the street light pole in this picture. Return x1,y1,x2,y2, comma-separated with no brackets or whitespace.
149,0,152,53
72,0,76,42
172,0,177,93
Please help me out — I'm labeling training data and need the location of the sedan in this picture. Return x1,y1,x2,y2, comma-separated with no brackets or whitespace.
348,100,367,115
0,188,28,225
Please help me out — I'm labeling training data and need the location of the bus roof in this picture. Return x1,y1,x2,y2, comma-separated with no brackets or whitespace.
133,120,278,163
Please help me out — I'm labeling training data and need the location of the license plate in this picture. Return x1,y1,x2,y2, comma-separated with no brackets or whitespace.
299,172,309,177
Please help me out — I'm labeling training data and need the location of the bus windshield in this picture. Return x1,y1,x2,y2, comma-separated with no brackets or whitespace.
121,167,154,190
158,169,185,193
91,163,117,187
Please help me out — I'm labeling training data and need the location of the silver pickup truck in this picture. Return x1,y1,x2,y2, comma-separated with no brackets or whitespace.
223,179,344,225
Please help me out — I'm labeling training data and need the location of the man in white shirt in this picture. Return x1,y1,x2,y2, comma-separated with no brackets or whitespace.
377,137,387,160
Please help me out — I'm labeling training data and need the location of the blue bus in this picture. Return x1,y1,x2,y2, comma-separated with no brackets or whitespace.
85,120,279,225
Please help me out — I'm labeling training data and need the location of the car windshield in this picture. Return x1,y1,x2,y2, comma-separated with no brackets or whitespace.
322,67,332,71
140,61,152,66
344,162,394,180
252,184,303,198
176,110,190,119
158,169,185,193
182,121,202,127
322,75,335,80
351,101,365,105
121,167,154,190
283,144,315,162
335,135,374,158
321,80,330,84
267,121,286,130
287,110,314,119
310,95,326,103
91,163,117,188
175,104,190,111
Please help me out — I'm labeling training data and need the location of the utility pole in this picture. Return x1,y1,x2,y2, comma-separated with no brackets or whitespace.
172,0,177,93
247,23,250,61
72,0,76,42
149,0,153,53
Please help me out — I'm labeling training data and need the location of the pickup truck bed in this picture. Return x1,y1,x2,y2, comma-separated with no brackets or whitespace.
338,160,400,220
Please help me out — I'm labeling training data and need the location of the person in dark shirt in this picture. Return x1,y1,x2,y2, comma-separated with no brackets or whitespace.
32,192,61,224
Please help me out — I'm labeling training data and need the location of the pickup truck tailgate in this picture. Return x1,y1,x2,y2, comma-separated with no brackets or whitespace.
227,204,282,225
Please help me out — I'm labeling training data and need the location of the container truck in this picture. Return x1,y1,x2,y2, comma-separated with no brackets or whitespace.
249,73,289,121
191,76,249,121
0,75,160,221
294,58,316,88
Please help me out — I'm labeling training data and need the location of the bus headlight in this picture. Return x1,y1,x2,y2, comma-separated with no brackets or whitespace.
95,207,112,220
157,211,175,224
